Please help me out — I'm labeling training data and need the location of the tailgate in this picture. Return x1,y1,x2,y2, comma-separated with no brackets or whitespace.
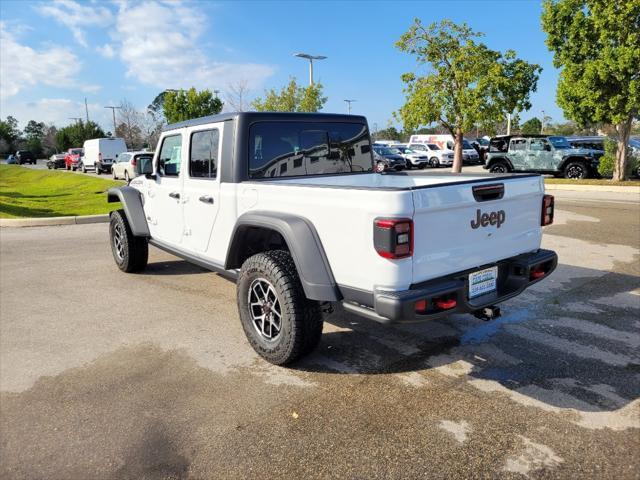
411,176,544,284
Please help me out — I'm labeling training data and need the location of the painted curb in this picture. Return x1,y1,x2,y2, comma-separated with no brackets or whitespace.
545,184,640,194
0,214,110,228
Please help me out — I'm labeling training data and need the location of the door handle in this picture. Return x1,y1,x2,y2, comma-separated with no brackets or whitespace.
169,192,180,199
199,195,214,204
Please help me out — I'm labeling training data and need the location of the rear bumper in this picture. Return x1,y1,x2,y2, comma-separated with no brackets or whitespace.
342,249,557,323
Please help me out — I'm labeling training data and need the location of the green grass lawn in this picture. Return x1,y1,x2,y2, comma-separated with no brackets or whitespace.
544,178,640,186
0,165,123,218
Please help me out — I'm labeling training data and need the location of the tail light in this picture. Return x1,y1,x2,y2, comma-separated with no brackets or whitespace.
374,218,413,259
131,156,137,167
541,194,554,226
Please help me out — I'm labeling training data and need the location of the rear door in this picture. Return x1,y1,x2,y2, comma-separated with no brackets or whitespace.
528,138,554,170
181,125,222,255
411,177,543,284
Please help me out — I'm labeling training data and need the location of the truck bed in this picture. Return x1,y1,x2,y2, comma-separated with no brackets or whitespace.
245,172,539,190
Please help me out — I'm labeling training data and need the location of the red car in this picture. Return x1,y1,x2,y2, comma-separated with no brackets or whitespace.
65,148,83,171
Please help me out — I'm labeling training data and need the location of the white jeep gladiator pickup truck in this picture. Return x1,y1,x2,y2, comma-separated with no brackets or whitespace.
107,112,557,365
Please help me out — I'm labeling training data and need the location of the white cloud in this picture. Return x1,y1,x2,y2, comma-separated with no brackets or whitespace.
114,1,274,91
0,98,112,130
37,0,114,47
96,43,115,58
0,23,81,99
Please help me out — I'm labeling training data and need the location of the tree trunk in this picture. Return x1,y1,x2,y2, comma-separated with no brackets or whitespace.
452,127,463,173
612,117,632,182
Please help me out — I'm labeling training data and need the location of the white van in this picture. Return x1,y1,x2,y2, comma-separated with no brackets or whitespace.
409,134,480,164
81,137,127,174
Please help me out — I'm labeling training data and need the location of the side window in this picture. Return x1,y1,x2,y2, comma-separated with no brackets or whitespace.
119,153,130,163
510,139,527,151
158,134,182,177
189,129,219,178
529,138,548,151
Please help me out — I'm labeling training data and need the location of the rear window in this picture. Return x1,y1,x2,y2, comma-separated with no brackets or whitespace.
249,122,372,179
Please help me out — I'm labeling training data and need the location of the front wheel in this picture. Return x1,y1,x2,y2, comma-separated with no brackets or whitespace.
109,210,148,273
429,157,440,168
564,161,587,179
95,164,101,175
237,250,323,365
375,162,386,173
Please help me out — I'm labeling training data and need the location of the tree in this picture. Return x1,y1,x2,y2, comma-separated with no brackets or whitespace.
0,116,20,153
521,117,542,134
251,77,327,112
55,121,105,151
225,80,250,112
374,126,403,142
163,87,224,124
396,19,541,171
116,99,144,149
542,0,640,181
22,120,47,157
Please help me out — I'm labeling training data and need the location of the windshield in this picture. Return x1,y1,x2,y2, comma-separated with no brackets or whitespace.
629,139,640,148
477,138,489,146
427,143,440,150
462,140,473,149
71,149,83,155
548,136,571,149
387,148,401,154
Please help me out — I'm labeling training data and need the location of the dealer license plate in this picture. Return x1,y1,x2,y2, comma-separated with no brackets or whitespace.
468,266,498,299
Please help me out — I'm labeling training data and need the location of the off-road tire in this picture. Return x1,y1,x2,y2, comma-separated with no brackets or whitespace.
489,160,510,174
563,161,587,179
237,250,323,365
109,209,148,273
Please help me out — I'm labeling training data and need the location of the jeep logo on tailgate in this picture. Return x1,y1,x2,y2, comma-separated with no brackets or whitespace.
471,209,506,229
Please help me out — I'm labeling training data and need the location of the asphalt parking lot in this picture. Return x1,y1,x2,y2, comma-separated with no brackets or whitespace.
1,159,110,179
1,189,639,479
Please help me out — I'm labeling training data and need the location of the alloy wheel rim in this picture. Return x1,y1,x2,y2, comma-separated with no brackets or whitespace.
567,165,584,179
113,223,125,261
248,278,282,341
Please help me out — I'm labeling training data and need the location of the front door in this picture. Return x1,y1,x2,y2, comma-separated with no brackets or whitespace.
181,125,222,255
144,133,184,246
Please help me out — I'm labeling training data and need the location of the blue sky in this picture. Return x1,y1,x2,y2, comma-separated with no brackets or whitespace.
0,0,563,131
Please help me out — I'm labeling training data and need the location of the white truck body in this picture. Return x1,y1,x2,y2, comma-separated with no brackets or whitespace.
108,112,556,364
82,138,127,171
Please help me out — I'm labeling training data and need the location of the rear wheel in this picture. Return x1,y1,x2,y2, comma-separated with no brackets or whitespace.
237,250,323,365
564,161,587,179
429,157,440,168
489,160,510,174
95,163,101,175
109,210,148,273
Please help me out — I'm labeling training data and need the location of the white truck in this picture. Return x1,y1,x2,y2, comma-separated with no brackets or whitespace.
81,137,127,174
107,112,557,365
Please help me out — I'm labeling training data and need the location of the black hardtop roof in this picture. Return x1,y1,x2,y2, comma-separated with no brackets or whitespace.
163,111,369,132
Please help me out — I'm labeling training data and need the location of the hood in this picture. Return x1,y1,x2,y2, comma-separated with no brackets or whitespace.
568,147,600,158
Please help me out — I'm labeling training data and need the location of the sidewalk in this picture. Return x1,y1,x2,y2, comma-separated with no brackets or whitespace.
0,214,109,228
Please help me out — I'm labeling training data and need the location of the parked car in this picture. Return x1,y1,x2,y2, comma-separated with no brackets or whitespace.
111,151,154,182
408,142,454,168
394,145,429,169
81,137,127,174
409,134,481,164
372,145,406,172
567,136,605,152
484,134,602,179
15,150,36,165
47,153,66,169
6,154,17,164
65,148,84,171
373,140,403,147
107,111,557,364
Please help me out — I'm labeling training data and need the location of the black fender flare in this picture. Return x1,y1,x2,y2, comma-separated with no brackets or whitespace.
487,156,513,170
559,156,590,171
225,211,340,302
107,186,150,237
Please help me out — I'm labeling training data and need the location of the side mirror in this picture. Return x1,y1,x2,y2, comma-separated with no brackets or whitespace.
544,145,551,151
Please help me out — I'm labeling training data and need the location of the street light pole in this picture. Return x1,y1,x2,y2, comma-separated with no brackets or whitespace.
541,110,546,134
294,53,327,86
344,99,356,114
104,106,121,135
